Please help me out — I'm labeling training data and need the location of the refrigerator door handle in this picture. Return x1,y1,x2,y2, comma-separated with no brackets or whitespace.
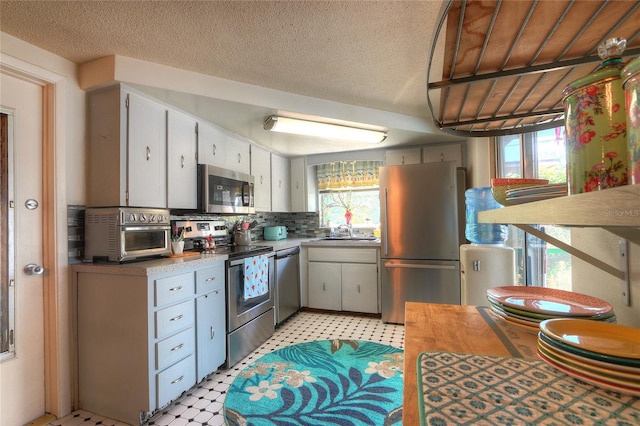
384,262,457,270
383,188,389,256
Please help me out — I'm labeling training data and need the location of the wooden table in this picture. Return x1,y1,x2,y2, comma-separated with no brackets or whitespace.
403,302,538,426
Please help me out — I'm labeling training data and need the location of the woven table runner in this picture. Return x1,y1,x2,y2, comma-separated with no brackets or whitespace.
417,351,640,425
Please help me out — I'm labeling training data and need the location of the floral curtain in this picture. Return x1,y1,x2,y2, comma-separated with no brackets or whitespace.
316,161,383,191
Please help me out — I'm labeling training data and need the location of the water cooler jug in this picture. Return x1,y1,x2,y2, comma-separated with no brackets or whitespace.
460,187,516,306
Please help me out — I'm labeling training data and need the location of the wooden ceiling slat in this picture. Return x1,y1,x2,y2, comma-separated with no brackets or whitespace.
430,0,639,136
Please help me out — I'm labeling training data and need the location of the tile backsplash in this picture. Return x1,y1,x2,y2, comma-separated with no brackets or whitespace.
67,206,322,264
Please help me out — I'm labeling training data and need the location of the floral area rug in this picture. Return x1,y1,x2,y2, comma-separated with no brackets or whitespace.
224,339,404,425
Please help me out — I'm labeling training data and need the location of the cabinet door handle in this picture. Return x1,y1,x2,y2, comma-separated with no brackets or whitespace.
146,146,151,161
180,155,185,168
260,175,263,184
171,375,184,384
205,277,216,282
210,326,215,340
357,285,361,293
212,144,217,156
169,286,183,292
401,155,405,165
170,343,184,352
213,289,219,294
169,314,183,322
323,283,326,291
237,153,241,163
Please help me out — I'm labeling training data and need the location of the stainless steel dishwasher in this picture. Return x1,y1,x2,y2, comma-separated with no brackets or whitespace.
274,246,300,325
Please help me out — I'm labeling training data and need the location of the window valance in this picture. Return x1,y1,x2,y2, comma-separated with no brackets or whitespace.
316,161,382,191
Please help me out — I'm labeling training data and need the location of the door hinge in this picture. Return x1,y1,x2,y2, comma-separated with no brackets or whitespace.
125,94,129,109
9,329,14,346
9,279,14,287
9,200,14,208
195,122,199,135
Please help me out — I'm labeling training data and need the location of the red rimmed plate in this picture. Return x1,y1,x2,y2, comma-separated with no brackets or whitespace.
537,348,640,397
486,286,613,317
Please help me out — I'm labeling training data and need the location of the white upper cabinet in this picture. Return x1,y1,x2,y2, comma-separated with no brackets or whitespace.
167,109,198,209
271,153,290,212
87,85,167,208
251,144,272,212
422,143,463,167
385,147,421,165
197,121,250,175
290,157,317,213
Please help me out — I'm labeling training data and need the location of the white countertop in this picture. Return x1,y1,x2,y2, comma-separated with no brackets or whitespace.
72,252,228,276
262,237,381,249
73,237,382,276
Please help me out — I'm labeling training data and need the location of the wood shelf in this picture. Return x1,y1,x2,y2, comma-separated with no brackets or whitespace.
478,185,640,230
478,184,638,305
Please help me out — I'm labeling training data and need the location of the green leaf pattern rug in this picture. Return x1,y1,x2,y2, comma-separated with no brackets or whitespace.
224,339,404,425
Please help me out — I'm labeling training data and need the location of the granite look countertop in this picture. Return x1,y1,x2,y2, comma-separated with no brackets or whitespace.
300,238,381,248
260,237,380,250
72,252,228,276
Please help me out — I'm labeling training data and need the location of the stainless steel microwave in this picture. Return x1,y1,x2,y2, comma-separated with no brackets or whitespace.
198,164,255,214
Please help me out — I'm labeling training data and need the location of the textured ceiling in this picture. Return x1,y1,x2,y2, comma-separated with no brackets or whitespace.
1,1,462,156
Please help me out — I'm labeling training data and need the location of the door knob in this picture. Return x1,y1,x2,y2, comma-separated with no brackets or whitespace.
24,263,44,275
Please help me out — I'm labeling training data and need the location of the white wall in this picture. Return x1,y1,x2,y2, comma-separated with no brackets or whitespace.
571,228,639,327
465,137,494,188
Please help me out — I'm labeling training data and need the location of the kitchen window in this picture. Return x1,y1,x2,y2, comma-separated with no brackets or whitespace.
317,161,382,230
496,128,571,290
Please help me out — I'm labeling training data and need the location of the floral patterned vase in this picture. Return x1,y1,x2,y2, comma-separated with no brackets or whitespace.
622,56,640,184
563,38,629,194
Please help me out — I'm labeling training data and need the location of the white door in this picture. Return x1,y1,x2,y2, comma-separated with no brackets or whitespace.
0,74,46,424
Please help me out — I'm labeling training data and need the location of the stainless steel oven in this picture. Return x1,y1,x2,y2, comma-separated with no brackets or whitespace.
225,248,275,367
84,207,171,262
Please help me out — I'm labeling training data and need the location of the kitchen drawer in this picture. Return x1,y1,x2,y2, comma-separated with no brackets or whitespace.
156,354,196,409
195,263,224,295
155,300,194,339
155,272,194,307
156,327,195,371
308,247,377,263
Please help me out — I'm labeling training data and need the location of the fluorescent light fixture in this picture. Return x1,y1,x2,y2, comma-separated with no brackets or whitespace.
264,115,387,144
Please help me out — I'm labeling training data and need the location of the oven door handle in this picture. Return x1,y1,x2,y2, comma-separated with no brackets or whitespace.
228,252,274,267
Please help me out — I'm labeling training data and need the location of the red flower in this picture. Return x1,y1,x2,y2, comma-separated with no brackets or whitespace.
579,130,596,145
585,85,600,97
584,176,600,192
612,103,620,113
604,151,618,159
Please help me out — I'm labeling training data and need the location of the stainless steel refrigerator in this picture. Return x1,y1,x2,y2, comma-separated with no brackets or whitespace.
380,161,466,324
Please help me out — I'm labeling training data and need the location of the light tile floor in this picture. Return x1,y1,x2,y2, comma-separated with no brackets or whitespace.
50,310,405,426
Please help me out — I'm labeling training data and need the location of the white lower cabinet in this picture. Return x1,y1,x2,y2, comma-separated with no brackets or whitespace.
75,260,226,425
341,263,378,313
307,247,379,313
308,262,342,311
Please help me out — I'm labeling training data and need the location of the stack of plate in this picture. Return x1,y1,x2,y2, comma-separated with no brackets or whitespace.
505,183,567,204
537,318,640,396
486,286,616,333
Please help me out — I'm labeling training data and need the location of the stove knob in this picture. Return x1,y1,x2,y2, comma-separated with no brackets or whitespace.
157,214,165,223
139,214,147,223
149,214,156,222
127,213,136,222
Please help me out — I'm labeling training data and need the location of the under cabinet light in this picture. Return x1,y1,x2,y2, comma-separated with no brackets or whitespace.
264,115,387,144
